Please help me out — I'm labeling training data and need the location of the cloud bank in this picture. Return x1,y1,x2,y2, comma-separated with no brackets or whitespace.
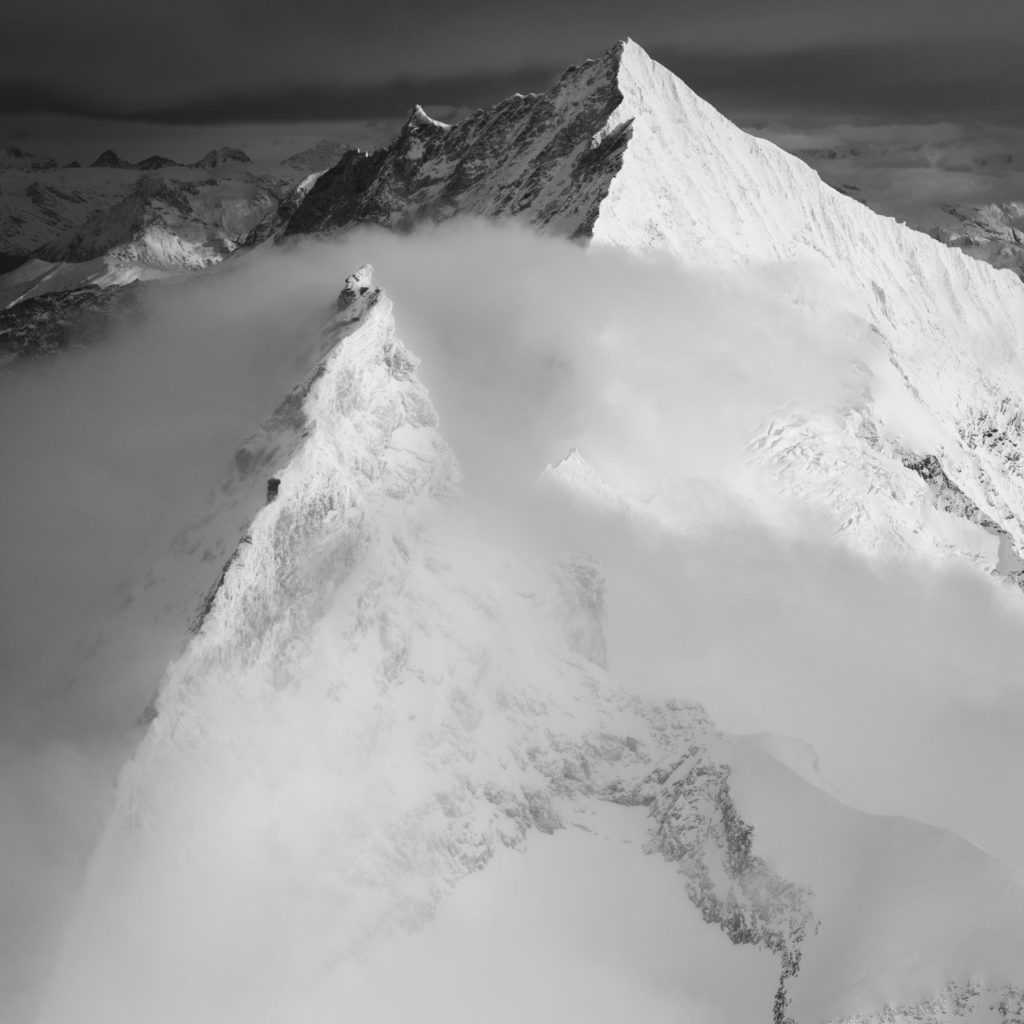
4,221,1024,1020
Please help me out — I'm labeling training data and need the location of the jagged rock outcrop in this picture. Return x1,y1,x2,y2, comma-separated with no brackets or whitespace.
242,171,326,246
645,756,814,1024
0,283,142,359
898,451,1024,581
284,63,632,239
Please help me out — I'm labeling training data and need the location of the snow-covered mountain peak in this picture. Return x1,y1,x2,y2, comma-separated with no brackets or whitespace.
277,37,718,245
335,262,378,311
530,40,1024,593
606,36,673,87
404,104,452,132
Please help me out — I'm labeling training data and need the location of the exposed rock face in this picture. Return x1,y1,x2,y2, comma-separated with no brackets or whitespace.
898,451,1024,581
643,756,815,1024
242,171,326,246
901,452,996,524
284,58,632,239
0,283,142,359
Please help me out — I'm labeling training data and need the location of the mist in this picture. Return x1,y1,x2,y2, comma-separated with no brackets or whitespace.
4,220,1024,1020
0,241,360,1021
331,223,1024,862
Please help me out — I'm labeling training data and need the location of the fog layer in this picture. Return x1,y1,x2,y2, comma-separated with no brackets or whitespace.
4,221,1024,1020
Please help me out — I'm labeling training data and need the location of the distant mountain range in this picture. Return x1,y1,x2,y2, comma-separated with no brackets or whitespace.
750,123,1024,282
88,145,253,171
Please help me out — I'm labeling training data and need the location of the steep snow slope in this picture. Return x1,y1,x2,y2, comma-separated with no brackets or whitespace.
747,121,1024,281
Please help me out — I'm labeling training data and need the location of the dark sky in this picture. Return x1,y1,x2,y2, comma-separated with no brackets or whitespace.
2,0,1023,124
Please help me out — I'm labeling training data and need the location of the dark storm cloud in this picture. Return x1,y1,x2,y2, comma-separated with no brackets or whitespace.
0,0,1022,124
0,68,555,123
666,39,1024,123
